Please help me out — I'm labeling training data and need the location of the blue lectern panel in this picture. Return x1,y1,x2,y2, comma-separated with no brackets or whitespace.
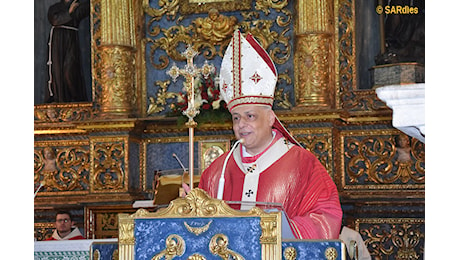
90,240,118,260
282,240,344,260
134,217,262,259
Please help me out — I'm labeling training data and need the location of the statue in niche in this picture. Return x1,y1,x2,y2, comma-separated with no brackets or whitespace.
375,0,424,65
194,8,238,44
45,0,90,103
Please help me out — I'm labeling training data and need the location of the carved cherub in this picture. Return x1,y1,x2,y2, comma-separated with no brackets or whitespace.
194,8,237,44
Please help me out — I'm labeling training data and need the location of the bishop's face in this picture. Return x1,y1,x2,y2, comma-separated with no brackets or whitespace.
231,105,275,155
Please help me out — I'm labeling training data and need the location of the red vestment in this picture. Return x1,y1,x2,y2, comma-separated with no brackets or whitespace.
199,133,342,239
45,227,85,240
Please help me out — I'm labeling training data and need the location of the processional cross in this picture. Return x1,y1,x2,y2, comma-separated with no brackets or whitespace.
167,45,215,190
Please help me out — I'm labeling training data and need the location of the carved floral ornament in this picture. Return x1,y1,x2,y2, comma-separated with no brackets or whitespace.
144,0,293,117
34,145,90,192
343,133,424,186
118,189,281,258
357,218,424,260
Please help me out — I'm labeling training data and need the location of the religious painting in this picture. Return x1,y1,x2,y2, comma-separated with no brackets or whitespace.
198,140,230,173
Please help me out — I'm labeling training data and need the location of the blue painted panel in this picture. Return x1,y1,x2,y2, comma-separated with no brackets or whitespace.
282,240,344,260
134,217,262,259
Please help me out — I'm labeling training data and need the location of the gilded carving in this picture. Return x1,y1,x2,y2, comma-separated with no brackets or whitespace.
344,133,425,185
337,0,355,108
259,215,278,244
337,0,389,111
34,222,55,241
92,140,126,191
357,218,424,260
118,214,135,245
184,220,213,235
147,80,179,115
34,103,93,123
144,0,293,116
255,0,289,16
283,246,297,260
117,190,281,259
98,213,119,234
209,233,245,260
93,249,100,260
151,234,185,260
194,9,238,44
295,132,333,175
100,45,135,116
178,0,251,15
325,247,338,260
274,87,293,109
187,254,206,260
143,0,180,21
35,146,90,192
91,0,103,110
295,34,332,108
112,249,119,260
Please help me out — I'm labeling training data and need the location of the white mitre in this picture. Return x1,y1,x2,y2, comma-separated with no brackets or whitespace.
219,30,277,112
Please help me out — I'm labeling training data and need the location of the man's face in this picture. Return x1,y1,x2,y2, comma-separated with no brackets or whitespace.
55,213,73,234
231,105,275,155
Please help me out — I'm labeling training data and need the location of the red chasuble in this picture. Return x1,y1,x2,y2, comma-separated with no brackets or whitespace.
199,132,342,239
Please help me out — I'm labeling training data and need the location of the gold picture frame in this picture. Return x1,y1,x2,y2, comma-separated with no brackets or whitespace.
198,139,230,173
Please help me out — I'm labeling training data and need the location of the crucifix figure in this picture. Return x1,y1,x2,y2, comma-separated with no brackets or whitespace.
167,45,215,189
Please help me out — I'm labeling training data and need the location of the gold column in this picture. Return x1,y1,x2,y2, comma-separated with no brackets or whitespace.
99,0,136,117
294,0,335,109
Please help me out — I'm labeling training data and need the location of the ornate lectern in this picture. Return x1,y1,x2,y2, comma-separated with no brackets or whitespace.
118,189,345,260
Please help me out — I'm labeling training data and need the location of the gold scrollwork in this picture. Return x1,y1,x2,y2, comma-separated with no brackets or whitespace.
296,133,332,174
144,0,293,116
151,234,185,260
359,219,424,259
179,0,251,15
274,87,292,109
184,220,213,235
143,0,180,21
283,246,297,260
392,223,423,260
255,0,288,16
338,0,356,109
34,104,93,123
35,146,90,192
92,141,125,191
147,80,179,115
345,134,424,185
209,233,245,260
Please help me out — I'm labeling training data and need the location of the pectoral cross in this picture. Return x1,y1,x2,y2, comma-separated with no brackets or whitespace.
167,45,215,189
